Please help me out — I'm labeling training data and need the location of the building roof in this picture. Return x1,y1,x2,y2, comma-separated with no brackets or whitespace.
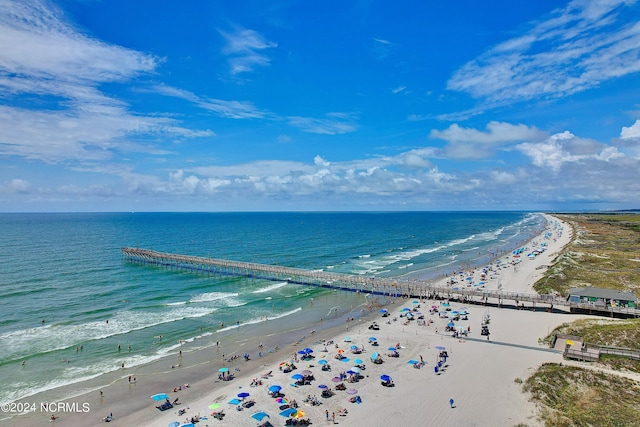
568,287,637,302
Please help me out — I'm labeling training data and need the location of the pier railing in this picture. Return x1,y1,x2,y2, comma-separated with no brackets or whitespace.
121,247,640,318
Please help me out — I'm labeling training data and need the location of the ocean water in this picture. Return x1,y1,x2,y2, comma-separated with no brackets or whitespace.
0,211,545,406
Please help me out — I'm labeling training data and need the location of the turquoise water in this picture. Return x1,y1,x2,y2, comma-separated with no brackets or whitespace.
0,212,544,405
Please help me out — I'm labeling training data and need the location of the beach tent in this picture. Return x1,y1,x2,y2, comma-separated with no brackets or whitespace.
251,412,270,421
151,393,170,401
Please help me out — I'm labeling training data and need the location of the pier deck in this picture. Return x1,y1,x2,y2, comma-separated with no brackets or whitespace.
121,247,640,318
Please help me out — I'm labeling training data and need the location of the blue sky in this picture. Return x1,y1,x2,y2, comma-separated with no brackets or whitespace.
1,0,640,212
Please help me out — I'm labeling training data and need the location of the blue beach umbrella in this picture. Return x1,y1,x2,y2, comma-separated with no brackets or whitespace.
291,373,304,380
350,345,358,351
151,393,169,401
169,422,180,427
317,384,328,389
268,385,281,393
218,367,229,373
388,347,397,351
318,359,328,365
238,392,250,399
228,398,241,405
354,359,363,365
407,359,419,365
351,367,361,374
379,309,388,313
368,337,377,342
303,348,313,354
340,357,350,362
435,346,446,351
380,375,391,382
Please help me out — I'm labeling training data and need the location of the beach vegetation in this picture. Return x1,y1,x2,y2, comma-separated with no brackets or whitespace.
524,362,640,427
534,214,640,296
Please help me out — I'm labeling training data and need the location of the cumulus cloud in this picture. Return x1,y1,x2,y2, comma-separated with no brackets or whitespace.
516,130,624,171
620,119,640,139
448,0,640,106
429,121,546,159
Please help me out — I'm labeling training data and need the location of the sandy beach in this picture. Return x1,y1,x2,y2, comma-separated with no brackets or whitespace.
8,213,595,427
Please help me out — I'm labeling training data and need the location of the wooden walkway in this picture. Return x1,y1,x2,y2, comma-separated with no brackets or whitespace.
121,247,640,317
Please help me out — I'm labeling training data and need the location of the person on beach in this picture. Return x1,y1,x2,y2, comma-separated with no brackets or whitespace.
450,398,455,408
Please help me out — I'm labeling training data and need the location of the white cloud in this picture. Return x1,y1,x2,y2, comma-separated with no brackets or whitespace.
0,0,213,164
219,27,277,75
429,121,546,159
621,119,640,139
154,84,267,119
287,113,358,135
0,178,31,193
516,130,624,171
448,0,640,105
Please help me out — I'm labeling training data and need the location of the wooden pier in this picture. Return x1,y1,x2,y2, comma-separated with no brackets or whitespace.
121,247,640,317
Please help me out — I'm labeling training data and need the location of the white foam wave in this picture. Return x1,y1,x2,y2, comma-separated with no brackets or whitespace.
0,306,216,363
252,282,288,294
190,292,239,303
216,307,303,333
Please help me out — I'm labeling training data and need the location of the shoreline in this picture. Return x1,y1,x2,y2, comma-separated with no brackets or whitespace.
4,213,577,426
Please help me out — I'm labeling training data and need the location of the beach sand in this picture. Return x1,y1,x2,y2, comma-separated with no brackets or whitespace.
8,214,594,427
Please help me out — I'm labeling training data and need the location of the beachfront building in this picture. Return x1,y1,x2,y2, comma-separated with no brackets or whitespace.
567,287,637,310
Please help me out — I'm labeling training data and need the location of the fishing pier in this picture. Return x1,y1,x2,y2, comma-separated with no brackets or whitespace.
121,247,640,318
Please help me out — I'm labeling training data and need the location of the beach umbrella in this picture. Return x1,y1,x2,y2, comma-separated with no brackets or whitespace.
351,367,361,374
379,309,388,313
318,359,328,365
238,392,250,399
268,385,282,393
331,377,341,382
368,336,377,342
400,307,411,312
291,373,303,380
346,370,356,375
317,384,328,389
371,352,379,360
412,300,420,304
169,422,180,427
303,347,313,354
337,348,345,354
388,347,398,351
447,321,455,328
275,397,288,404
340,357,351,362
297,350,307,355
300,369,312,376
346,388,358,395
151,393,169,401
179,424,195,427
251,412,269,421
350,345,358,351
354,359,363,365
380,375,391,382
292,410,305,419
228,398,241,405
435,346,445,351
407,359,419,365
218,367,229,373
344,336,352,342
208,403,220,410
